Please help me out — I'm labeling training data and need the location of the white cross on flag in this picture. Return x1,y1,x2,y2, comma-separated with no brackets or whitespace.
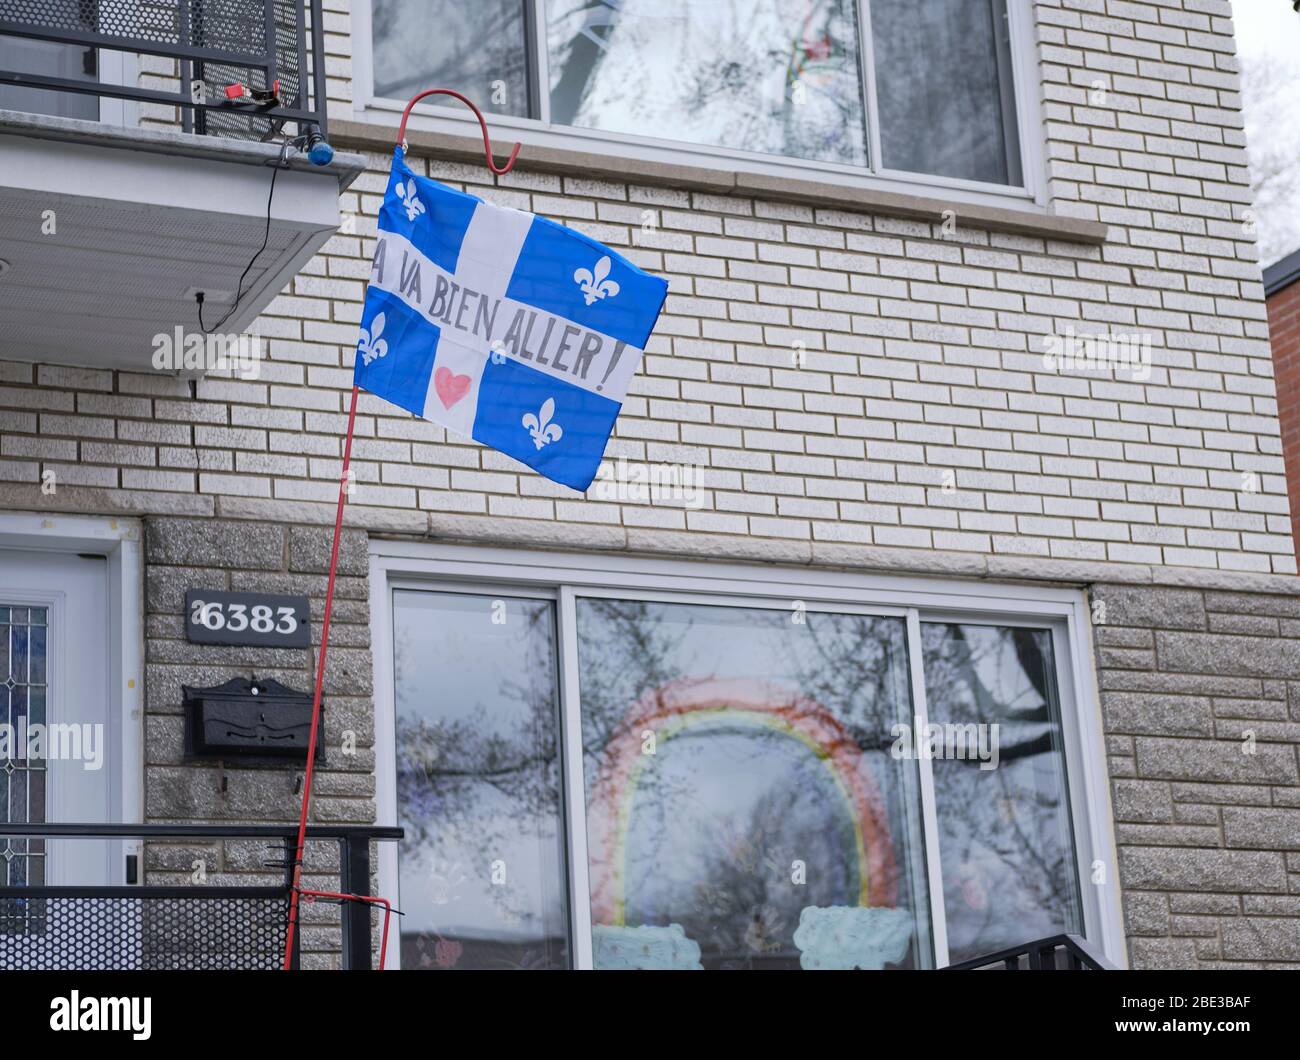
353,148,669,491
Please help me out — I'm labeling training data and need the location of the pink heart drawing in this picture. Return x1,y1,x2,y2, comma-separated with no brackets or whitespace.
434,366,472,409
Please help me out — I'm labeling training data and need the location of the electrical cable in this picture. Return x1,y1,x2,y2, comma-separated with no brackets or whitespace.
197,136,292,334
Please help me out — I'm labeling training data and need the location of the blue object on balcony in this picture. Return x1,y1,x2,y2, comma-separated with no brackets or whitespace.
307,137,335,166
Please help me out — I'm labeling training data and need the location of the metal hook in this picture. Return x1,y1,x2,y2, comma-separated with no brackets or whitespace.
395,88,522,176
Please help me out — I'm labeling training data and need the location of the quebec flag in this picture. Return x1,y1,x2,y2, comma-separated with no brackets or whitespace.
353,148,669,491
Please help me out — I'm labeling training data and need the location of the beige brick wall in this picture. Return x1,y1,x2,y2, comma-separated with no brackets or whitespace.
0,0,1293,582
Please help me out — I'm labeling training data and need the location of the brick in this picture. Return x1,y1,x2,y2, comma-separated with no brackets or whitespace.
288,527,369,576
1091,585,1206,629
1123,891,1170,936
1155,630,1300,677
1222,808,1300,850
1113,779,1174,823
1102,692,1213,735
1133,737,1297,784
1128,937,1200,969
146,518,285,570
1120,847,1288,893
1220,919,1300,961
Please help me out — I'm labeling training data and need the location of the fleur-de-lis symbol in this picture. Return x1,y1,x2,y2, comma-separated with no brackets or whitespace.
395,178,425,223
574,254,620,305
522,397,563,449
357,312,388,365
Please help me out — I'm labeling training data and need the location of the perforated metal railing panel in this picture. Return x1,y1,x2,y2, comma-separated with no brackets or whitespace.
0,894,290,970
0,0,314,141
198,0,306,141
0,0,266,52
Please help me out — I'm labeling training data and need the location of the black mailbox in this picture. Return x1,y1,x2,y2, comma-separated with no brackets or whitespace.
182,677,323,761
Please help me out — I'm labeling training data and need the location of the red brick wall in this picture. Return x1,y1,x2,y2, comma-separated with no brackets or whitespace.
1269,280,1300,552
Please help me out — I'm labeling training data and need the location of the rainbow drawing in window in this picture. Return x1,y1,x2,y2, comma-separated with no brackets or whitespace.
584,678,915,970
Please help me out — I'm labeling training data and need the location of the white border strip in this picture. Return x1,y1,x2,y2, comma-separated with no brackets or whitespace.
906,607,949,967
557,586,595,968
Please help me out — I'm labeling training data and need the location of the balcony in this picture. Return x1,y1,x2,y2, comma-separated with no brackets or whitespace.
0,1,363,372
0,823,403,970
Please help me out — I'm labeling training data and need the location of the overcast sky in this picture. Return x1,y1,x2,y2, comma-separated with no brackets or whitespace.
1233,0,1300,266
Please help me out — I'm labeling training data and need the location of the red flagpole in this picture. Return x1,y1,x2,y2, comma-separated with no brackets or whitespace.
282,382,359,969
280,93,520,971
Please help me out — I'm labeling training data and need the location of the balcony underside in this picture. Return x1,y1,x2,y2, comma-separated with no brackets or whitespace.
0,110,364,371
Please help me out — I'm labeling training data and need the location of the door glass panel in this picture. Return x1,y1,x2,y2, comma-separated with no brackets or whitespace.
575,598,929,969
392,590,569,969
546,0,868,166
920,623,1082,964
1,605,49,889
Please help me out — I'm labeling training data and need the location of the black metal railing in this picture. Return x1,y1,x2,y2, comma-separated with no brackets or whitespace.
944,933,1114,970
0,822,402,970
0,0,329,139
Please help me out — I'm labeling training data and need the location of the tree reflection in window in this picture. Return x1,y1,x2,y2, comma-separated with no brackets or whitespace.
372,0,530,118
869,0,1023,185
393,591,569,969
920,623,1082,964
547,0,868,165
576,599,930,969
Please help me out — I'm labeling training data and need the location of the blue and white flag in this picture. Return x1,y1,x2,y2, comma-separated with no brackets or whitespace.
353,148,669,491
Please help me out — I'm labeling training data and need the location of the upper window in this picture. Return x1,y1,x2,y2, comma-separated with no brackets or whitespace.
366,0,1030,190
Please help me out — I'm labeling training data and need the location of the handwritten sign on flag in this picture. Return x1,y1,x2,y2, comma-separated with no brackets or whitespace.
353,148,669,491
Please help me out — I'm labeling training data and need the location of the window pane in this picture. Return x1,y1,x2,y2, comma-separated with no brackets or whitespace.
547,0,867,166
870,0,1023,185
576,599,930,969
372,0,530,118
392,591,569,969
920,624,1082,964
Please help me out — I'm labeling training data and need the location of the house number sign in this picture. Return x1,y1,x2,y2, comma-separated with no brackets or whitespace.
185,589,311,648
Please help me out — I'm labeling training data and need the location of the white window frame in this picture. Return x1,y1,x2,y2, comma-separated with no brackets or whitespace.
370,541,1126,970
351,0,1048,212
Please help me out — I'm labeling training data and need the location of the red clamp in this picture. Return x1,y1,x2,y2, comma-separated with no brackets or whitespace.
223,79,282,107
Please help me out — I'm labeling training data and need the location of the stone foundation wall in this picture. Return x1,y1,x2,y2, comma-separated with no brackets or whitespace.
142,516,375,967
1094,583,1300,968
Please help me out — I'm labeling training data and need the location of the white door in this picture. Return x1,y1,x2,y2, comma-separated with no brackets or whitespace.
0,549,114,886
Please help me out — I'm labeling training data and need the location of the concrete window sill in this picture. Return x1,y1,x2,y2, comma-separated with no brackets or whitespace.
331,120,1108,247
